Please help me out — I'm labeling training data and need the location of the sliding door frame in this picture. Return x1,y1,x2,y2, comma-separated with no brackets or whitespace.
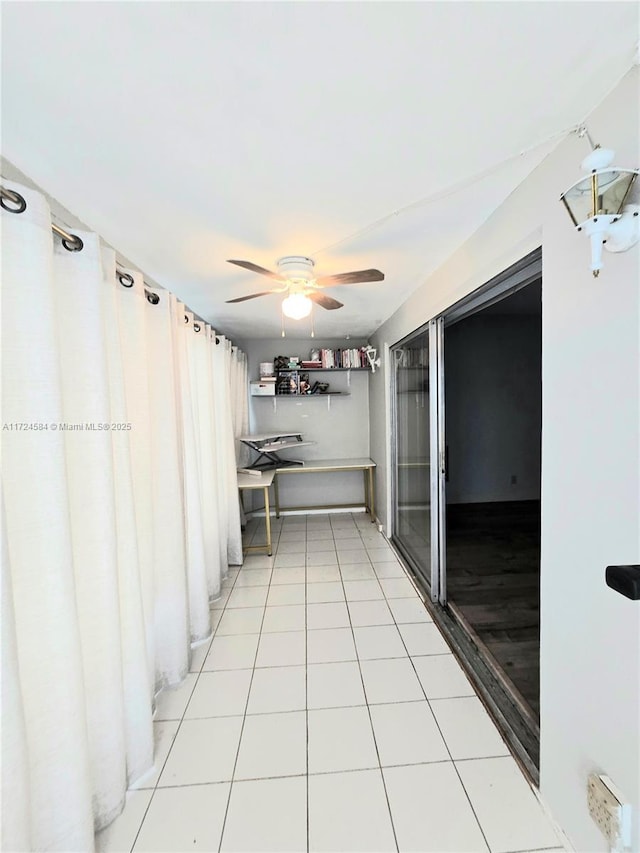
429,317,446,603
390,322,438,591
390,248,542,606
389,248,543,781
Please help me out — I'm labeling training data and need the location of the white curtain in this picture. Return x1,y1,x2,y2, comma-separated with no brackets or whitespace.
101,249,155,787
229,345,250,522
1,181,246,851
172,301,210,643
211,333,243,566
233,347,250,465
185,314,225,598
115,273,193,692
228,345,249,465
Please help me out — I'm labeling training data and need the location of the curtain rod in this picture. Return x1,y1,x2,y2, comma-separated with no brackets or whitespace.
2,186,85,251
1,184,217,328
2,185,163,308
1,184,161,305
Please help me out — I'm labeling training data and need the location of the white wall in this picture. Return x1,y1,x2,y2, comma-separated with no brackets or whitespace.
369,68,639,851
445,313,542,504
238,337,370,510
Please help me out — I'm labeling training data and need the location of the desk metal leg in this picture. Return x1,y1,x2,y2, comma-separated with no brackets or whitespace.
264,486,272,556
363,469,369,516
273,474,280,519
368,466,375,522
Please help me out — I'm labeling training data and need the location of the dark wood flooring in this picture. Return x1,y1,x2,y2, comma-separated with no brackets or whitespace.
446,500,540,720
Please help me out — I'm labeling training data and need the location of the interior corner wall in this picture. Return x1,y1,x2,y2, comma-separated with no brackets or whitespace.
445,313,542,504
368,66,639,851
238,337,370,511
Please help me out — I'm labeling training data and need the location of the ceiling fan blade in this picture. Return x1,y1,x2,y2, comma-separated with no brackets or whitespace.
308,292,343,310
227,259,282,280
226,290,278,303
315,269,385,287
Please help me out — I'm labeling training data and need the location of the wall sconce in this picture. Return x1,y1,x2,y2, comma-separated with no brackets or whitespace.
364,345,381,373
560,129,639,277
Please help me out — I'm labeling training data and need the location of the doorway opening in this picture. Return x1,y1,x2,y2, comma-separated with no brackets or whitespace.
444,279,542,730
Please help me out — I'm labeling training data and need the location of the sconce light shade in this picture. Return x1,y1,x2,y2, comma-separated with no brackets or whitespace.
561,169,637,227
560,145,639,276
282,293,312,319
364,345,381,373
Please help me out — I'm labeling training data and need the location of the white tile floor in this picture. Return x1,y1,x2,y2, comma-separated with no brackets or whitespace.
98,513,566,853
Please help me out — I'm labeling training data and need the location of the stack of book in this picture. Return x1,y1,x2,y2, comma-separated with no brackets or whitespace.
318,347,369,368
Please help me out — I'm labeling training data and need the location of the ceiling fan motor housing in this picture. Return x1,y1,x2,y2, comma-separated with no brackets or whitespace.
277,255,315,282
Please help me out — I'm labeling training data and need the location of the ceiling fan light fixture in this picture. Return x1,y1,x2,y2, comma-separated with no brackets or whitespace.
282,293,312,319
277,255,315,281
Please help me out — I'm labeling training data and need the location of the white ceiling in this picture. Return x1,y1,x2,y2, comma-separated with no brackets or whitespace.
2,2,637,340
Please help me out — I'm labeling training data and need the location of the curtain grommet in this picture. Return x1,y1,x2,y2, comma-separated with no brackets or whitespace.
0,188,27,214
145,290,160,305
61,234,84,252
118,272,135,288
194,323,201,333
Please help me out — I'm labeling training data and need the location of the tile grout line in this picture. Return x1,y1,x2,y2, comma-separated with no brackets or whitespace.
392,566,494,853
337,516,401,853
152,690,483,721
144,752,516,792
216,546,275,853
304,520,310,853
127,564,241,852
336,523,494,852
384,536,535,850
133,751,518,790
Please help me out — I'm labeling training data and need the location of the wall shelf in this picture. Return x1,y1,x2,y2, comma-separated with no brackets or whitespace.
255,392,351,413
254,393,351,398
251,360,368,412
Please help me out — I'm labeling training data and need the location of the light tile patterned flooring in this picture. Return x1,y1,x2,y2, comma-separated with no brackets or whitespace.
98,513,565,853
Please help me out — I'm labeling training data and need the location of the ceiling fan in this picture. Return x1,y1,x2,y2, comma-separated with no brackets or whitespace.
225,255,384,318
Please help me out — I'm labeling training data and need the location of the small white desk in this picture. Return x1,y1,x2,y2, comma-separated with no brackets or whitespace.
237,469,276,555
273,457,376,521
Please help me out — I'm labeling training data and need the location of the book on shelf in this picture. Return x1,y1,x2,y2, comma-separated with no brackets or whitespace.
318,347,369,369
268,348,371,376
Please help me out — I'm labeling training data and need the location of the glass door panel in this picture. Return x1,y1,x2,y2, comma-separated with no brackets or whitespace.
392,328,432,588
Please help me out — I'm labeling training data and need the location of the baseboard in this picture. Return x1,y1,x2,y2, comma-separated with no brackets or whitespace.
248,506,368,517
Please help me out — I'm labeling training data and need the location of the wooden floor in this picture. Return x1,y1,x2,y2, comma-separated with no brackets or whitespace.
445,501,540,720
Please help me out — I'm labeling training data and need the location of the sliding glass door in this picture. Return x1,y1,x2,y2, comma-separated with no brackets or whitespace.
391,320,444,598
391,249,542,608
